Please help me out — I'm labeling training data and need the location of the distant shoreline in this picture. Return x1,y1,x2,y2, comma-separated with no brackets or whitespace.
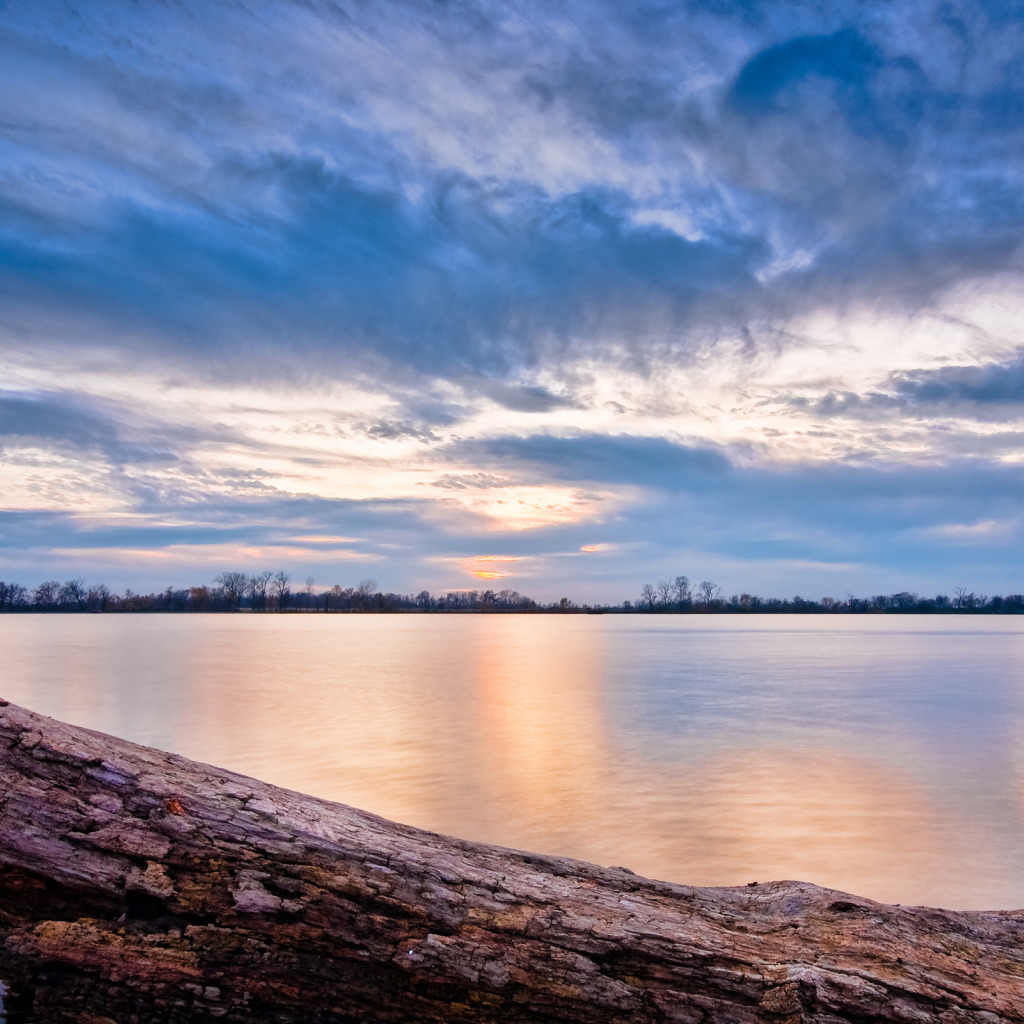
2,606,1022,616
2,576,1019,615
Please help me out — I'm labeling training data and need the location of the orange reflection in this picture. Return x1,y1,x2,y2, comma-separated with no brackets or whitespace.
591,749,952,905
169,617,492,833
471,619,610,851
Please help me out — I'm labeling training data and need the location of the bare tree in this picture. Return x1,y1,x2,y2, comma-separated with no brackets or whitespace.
272,570,291,611
304,576,316,610
86,584,111,613
0,582,27,610
953,586,968,610
34,580,60,610
640,583,657,611
57,579,87,610
673,575,691,607
355,578,378,611
214,571,248,611
656,580,673,606
697,580,720,610
249,570,273,611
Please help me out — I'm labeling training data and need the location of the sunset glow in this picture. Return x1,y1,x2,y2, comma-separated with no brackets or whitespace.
462,556,522,582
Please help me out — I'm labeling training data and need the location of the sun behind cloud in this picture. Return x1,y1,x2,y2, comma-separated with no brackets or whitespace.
462,555,522,581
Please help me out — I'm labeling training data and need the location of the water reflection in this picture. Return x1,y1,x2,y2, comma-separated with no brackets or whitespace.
3,614,1024,910
469,618,610,848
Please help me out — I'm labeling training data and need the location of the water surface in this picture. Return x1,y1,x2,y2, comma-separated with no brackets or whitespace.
3,614,1023,910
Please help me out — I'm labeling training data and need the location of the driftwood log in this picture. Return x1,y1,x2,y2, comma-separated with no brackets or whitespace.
1,699,1022,1023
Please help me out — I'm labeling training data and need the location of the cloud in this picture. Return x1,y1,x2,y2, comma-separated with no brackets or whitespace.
914,518,1017,543
2,440,1023,598
0,162,772,382
0,389,177,464
432,473,511,490
3,0,1022,392
471,380,578,413
448,433,732,491
892,352,1024,407
797,351,1024,421
361,420,439,442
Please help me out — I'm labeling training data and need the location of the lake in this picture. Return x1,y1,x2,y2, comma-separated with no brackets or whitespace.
2,613,1023,911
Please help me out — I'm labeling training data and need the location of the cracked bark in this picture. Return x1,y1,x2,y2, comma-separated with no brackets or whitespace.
0,699,1022,1023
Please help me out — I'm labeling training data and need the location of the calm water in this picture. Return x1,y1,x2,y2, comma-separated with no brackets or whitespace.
3,614,1024,911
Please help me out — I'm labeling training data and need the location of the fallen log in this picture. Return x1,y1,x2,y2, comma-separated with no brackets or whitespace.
0,699,1022,1023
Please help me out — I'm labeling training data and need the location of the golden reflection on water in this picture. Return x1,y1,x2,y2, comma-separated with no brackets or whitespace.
470,618,611,847
3,614,1024,910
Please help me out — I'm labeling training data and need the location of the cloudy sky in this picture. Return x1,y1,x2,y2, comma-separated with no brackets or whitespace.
2,0,1024,602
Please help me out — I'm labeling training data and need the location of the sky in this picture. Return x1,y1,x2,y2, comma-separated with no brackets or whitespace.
2,0,1024,603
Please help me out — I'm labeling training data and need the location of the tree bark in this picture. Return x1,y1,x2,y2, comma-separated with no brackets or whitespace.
0,698,1022,1023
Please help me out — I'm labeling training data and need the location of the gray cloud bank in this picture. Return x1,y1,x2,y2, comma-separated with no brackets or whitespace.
2,0,1023,382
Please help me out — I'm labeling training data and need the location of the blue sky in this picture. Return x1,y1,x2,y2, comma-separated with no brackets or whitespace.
2,0,1024,602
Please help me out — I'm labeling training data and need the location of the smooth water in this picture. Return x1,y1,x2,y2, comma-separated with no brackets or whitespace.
2,614,1023,910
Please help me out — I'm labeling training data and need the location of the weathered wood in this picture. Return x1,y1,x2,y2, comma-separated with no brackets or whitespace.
0,698,1022,1023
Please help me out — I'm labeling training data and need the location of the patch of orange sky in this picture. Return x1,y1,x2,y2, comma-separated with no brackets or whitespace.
463,555,521,581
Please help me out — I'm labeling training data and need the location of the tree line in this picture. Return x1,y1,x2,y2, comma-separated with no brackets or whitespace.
630,575,1024,613
0,570,1021,614
0,573,541,614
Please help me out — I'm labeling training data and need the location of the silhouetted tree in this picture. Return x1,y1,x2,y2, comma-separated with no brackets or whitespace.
272,570,291,611
34,581,60,610
214,572,247,611
0,582,28,610
248,570,272,611
56,579,86,610
697,580,720,610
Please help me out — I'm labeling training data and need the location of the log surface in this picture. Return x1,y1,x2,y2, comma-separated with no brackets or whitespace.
0,699,1022,1023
